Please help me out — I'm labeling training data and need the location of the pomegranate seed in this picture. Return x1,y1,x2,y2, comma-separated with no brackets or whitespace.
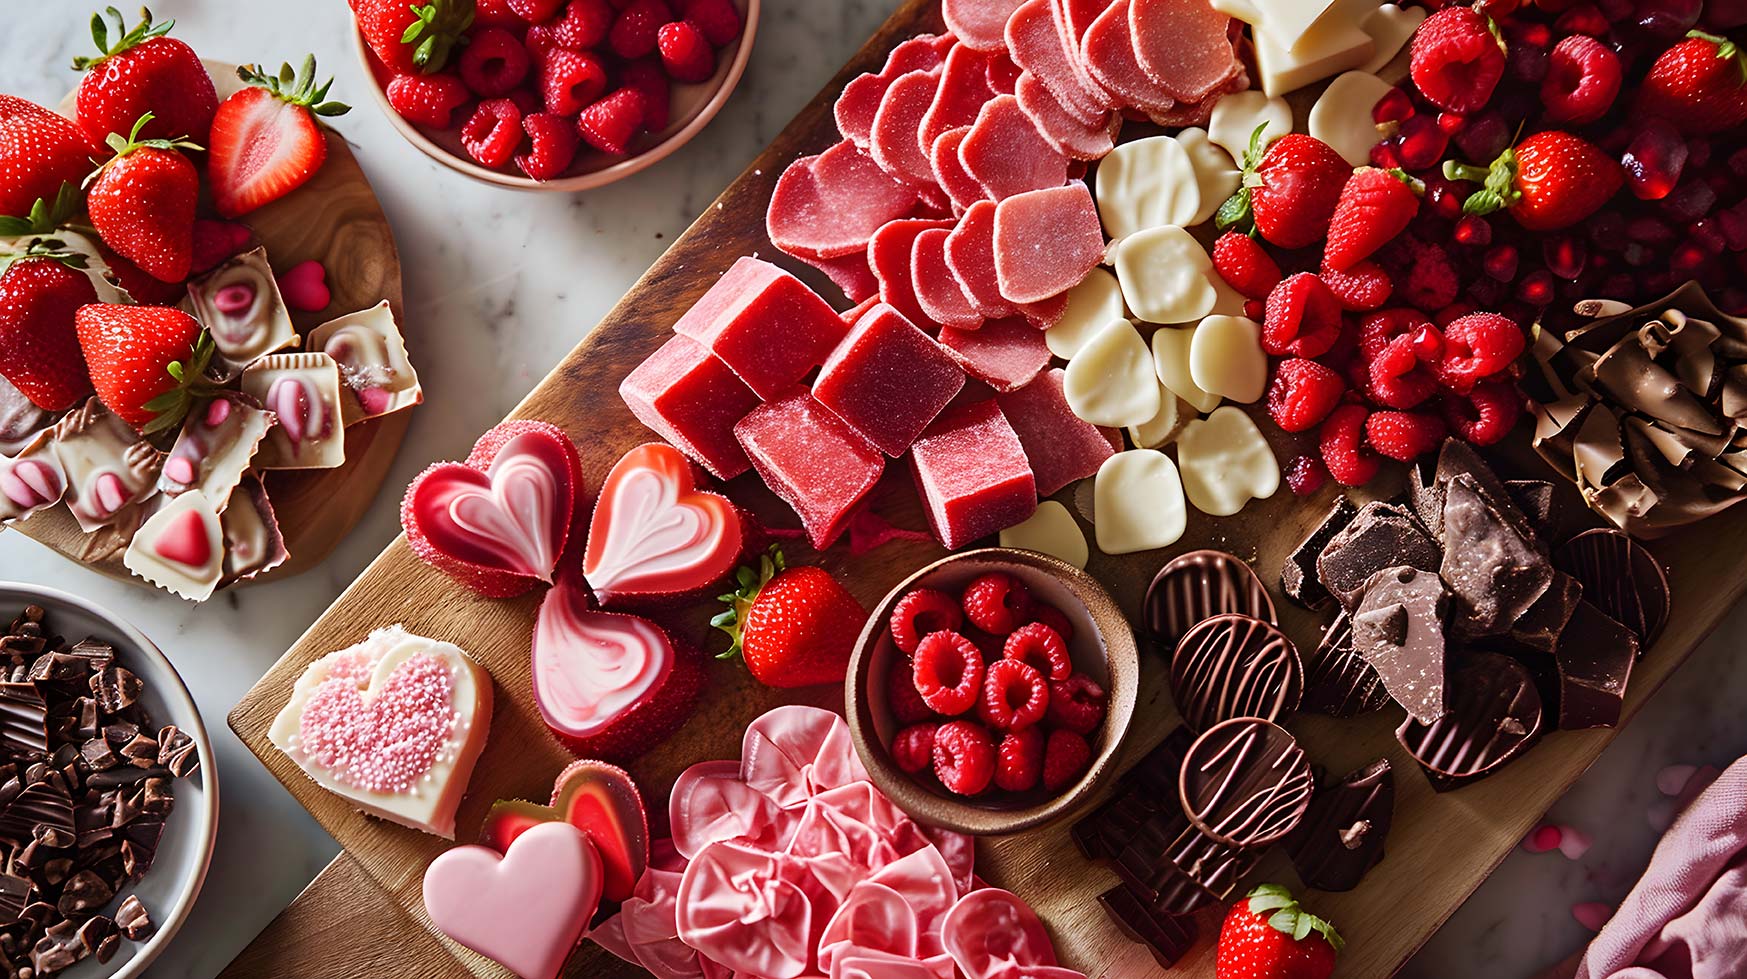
1411,325,1445,360
1633,0,1702,39
1483,245,1520,282
1424,177,1467,219
1397,115,1449,171
1690,219,1727,254
1687,138,1713,169
1671,242,1709,275
1516,20,1551,47
1623,243,1653,267
1454,215,1493,246
1370,139,1403,169
1661,181,1718,223
1518,270,1556,305
1437,111,1467,135
1453,111,1511,163
1373,87,1416,125
1628,216,1677,246
1623,119,1688,200
1285,455,1328,497
1508,43,1550,83
1543,236,1586,279
1555,3,1611,35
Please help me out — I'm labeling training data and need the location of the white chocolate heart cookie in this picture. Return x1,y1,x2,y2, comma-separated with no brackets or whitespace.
999,500,1089,569
1094,450,1186,555
1064,319,1159,428
1114,227,1217,325
1176,406,1281,517
1209,90,1293,166
1045,268,1127,360
1188,315,1268,404
1311,71,1397,167
1152,325,1222,414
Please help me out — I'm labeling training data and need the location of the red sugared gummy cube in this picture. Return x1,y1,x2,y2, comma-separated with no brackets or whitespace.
908,398,1037,549
813,302,966,457
735,390,885,549
619,334,760,479
995,367,1116,496
938,315,1049,393
672,256,848,399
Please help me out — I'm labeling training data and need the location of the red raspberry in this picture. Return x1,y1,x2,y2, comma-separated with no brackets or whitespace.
1410,7,1507,112
508,87,542,116
912,631,984,716
1358,308,1431,362
1285,454,1328,497
995,726,1045,792
524,22,561,67
1027,604,1075,644
461,99,524,169
459,27,532,98
1212,231,1283,300
1324,167,1421,273
979,659,1049,731
1042,729,1093,792
1045,673,1107,735
1320,404,1381,487
1441,381,1522,446
1319,260,1394,311
961,572,1031,635
542,48,610,116
658,20,716,83
508,0,566,20
889,661,937,725
1266,358,1345,433
1365,410,1447,461
889,588,965,655
619,57,673,131
190,219,254,275
1434,313,1526,393
551,0,614,49
1542,33,1621,126
514,112,581,180
608,0,672,58
385,73,471,128
1263,273,1342,358
1369,334,1439,409
892,722,938,774
679,0,742,45
577,87,648,154
933,720,997,796
1554,4,1610,36
1002,621,1071,680
1244,298,1267,321
475,0,524,26
1400,240,1460,312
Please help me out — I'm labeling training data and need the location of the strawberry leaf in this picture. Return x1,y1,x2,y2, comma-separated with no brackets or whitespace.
713,545,786,661
238,56,352,117
72,6,175,70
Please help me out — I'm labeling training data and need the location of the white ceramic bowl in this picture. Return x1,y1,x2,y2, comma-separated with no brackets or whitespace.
0,584,219,979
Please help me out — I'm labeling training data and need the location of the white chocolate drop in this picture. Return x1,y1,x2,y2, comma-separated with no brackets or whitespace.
1114,226,1217,325
1311,71,1397,167
1127,383,1189,449
1046,268,1127,360
1188,315,1268,404
1175,406,1280,517
1064,319,1161,427
1208,91,1294,167
1178,128,1243,227
1151,324,1222,414
1096,136,1200,241
1094,450,1187,555
1362,4,1428,75
999,500,1090,569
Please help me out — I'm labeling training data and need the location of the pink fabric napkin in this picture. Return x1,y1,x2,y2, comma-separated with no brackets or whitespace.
1576,754,1747,979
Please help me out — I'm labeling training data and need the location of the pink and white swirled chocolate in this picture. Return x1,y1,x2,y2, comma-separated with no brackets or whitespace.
582,442,745,606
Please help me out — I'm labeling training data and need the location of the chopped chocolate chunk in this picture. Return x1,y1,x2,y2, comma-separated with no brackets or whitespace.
0,684,47,760
78,739,118,772
76,914,117,963
0,781,73,846
54,871,111,917
113,898,149,946
1555,528,1671,650
1440,474,1555,639
1397,651,1544,790
30,920,85,974
89,667,141,714
1145,550,1277,655
1504,479,1557,526
1316,502,1440,610
1417,439,1523,541
1303,611,1391,717
118,734,157,769
1284,758,1394,892
1282,496,1357,609
1168,614,1302,733
156,726,198,777
0,871,32,923
1510,568,1583,654
1352,566,1452,724
1098,883,1199,969
1555,601,1639,729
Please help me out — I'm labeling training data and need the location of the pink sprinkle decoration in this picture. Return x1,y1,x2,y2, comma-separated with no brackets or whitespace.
1558,826,1592,861
298,652,456,795
278,260,331,312
1572,901,1613,931
1523,823,1563,853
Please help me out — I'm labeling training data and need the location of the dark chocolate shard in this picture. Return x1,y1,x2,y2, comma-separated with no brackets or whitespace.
1316,502,1441,610
1510,568,1583,654
1397,651,1544,790
1179,718,1313,850
0,779,74,846
1440,474,1554,639
1284,758,1394,892
1555,528,1671,650
1169,613,1303,734
1303,611,1391,717
1555,601,1638,729
1073,726,1194,860
0,683,48,758
1098,883,1199,969
1352,566,1451,724
1504,479,1557,526
0,870,32,923
1282,496,1357,609
1145,550,1277,656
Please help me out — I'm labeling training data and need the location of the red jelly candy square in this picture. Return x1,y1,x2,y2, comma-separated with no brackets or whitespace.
672,257,848,399
619,335,760,479
908,398,1037,549
813,302,966,457
996,367,1117,496
735,390,886,549
938,315,1049,392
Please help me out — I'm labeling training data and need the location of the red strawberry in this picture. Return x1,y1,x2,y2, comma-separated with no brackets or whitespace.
73,303,213,433
714,547,868,689
1446,131,1623,232
85,114,201,284
207,57,351,219
1634,31,1747,135
1220,132,1350,250
354,0,474,75
1215,884,1342,979
386,72,472,128
0,247,97,411
72,7,218,150
1324,168,1421,273
0,96,100,222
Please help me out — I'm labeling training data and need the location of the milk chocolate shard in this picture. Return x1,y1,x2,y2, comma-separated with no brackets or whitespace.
308,301,423,426
1284,757,1394,892
1281,495,1356,609
1555,600,1638,730
1352,566,1451,725
1315,501,1439,611
1439,474,1554,639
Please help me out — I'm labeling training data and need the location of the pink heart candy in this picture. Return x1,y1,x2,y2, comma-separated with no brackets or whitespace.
581,442,744,605
277,260,330,312
424,821,602,979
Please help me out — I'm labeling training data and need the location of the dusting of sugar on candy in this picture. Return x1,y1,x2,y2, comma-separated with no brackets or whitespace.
298,652,457,795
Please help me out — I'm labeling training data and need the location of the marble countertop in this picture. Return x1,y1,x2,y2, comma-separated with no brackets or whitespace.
3,2,1744,976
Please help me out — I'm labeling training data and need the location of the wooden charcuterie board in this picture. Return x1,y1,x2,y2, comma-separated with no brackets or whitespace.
226,3,1747,976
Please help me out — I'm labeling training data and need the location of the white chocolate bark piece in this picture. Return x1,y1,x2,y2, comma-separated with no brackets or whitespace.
1114,227,1217,325
1362,3,1427,74
309,301,423,426
269,626,492,839
1211,0,1340,51
188,247,298,366
220,477,287,587
999,500,1089,569
0,433,65,524
1096,136,1200,242
1178,128,1243,227
159,395,274,504
1210,91,1294,167
1128,383,1190,449
125,490,225,601
1152,324,1223,414
241,353,348,470
1064,319,1160,428
1176,406,1281,517
1188,315,1268,404
1253,7,1376,98
52,399,162,532
1046,268,1127,360
1311,71,1397,167
1094,450,1186,555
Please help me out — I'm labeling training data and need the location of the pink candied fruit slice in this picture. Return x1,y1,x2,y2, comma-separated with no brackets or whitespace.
988,52,1023,94
1015,70,1119,161
995,367,1116,495
672,256,848,400
619,335,761,480
1080,0,1179,117
836,34,956,149
814,302,966,456
1020,290,1069,328
908,398,1038,549
959,94,1070,202
912,228,985,329
767,140,920,261
938,316,1049,392
919,45,999,160
871,69,946,193
992,182,1104,304
943,201,1017,319
1005,0,1109,125
944,0,1028,51
796,250,879,304
735,391,886,549
1129,0,1239,103
870,217,956,329
930,126,988,213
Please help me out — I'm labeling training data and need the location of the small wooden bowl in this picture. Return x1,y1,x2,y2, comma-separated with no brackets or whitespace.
846,548,1140,835
351,0,759,191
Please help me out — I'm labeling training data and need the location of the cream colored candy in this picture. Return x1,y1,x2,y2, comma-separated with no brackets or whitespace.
1064,319,1160,428
1176,406,1281,517
1094,450,1187,555
1096,136,1201,241
1178,128,1242,227
1210,0,1339,48
1188,315,1268,404
1253,3,1375,97
1209,92,1293,167
1208,263,1249,317
1311,71,1397,167
999,500,1090,569
1362,4,1427,74
1127,384,1189,449
1046,268,1127,360
1151,324,1222,414
1114,226,1216,325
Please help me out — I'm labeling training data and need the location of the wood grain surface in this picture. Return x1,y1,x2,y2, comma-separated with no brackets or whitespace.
21,62,409,587
225,4,1746,977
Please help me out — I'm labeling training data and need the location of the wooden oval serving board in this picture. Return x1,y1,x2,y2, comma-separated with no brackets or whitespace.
228,5,1747,977
21,62,408,587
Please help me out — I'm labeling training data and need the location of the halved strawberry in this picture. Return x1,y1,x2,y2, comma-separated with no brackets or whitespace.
73,303,216,433
206,56,350,218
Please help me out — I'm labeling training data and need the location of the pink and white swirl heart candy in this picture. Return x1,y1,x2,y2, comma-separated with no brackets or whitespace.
402,420,584,598
582,442,749,607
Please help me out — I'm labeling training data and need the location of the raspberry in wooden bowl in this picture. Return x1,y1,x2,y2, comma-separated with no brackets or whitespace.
350,0,759,191
845,548,1139,836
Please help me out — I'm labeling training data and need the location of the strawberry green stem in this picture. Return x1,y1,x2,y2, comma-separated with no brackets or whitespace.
712,545,786,660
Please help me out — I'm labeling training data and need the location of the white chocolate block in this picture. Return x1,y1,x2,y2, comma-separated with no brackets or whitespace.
1362,3,1427,74
1097,136,1201,241
1094,450,1186,555
1178,128,1243,227
1209,91,1295,167
1046,268,1127,360
1114,226,1217,325
1176,406,1281,517
1254,10,1376,97
1000,500,1090,569
1064,319,1160,428
1188,315,1268,404
1127,383,1189,450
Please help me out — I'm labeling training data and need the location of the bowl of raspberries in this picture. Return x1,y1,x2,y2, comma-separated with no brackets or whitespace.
846,549,1139,835
348,0,755,188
